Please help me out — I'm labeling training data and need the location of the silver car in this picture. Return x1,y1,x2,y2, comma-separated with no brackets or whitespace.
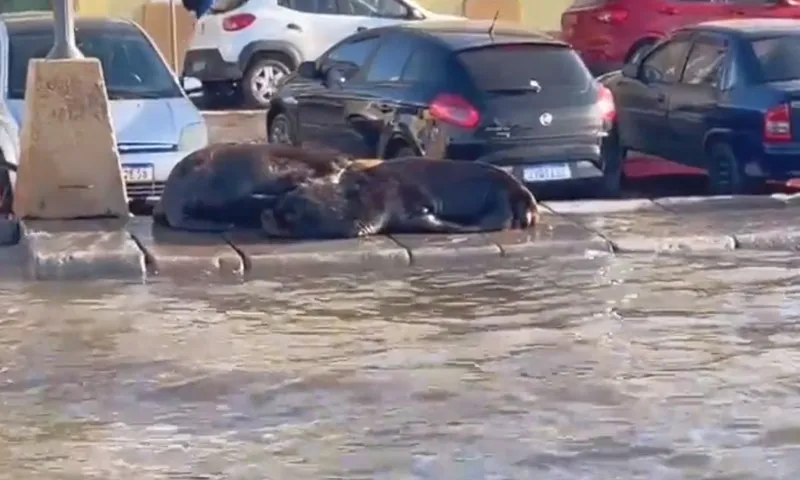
0,12,209,210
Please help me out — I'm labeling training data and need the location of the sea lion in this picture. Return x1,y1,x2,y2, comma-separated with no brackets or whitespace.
152,142,352,232
362,157,539,231
259,165,486,239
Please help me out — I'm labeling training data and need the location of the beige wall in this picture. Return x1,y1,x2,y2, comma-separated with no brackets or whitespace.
418,0,572,31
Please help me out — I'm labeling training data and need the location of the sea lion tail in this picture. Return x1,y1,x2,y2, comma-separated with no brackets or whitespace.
511,185,539,229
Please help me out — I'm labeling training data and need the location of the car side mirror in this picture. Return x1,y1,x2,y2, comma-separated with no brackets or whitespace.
325,66,346,87
181,75,202,95
407,7,425,20
297,61,318,79
621,63,638,79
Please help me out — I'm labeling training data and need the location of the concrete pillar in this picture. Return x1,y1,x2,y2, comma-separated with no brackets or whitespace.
13,0,128,219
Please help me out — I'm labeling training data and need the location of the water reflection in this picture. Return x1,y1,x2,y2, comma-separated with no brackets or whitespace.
2,252,800,478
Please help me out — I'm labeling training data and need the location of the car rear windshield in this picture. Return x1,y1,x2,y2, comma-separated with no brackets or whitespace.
8,28,183,100
209,0,249,13
751,35,800,83
456,43,592,93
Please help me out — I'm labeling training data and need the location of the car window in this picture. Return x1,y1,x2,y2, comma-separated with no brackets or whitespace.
8,28,182,100
364,37,416,82
323,36,380,79
456,44,592,92
338,0,408,18
278,0,338,14
681,40,726,87
640,39,692,84
400,48,448,84
750,35,800,83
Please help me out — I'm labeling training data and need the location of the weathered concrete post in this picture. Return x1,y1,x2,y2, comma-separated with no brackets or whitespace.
13,0,144,280
13,0,129,220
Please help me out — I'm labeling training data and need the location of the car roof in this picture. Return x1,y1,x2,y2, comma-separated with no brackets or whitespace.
368,19,569,51
683,18,800,39
0,11,139,36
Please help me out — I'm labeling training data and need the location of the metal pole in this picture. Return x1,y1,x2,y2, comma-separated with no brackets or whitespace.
47,0,83,59
168,0,179,72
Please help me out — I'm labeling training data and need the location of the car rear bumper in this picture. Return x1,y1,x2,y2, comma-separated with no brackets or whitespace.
183,49,243,82
445,138,606,186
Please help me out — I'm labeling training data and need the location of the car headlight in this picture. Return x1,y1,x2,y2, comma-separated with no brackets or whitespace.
178,122,209,152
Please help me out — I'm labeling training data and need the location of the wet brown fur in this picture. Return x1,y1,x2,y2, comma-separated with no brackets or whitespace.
153,142,353,232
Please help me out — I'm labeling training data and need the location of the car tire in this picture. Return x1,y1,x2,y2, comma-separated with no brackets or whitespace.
267,112,296,146
241,56,293,109
595,129,625,198
707,142,757,195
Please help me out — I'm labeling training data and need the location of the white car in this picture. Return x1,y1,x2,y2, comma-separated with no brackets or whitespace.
0,12,209,212
183,0,464,108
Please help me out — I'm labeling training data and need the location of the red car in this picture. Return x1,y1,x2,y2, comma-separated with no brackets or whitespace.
561,0,800,75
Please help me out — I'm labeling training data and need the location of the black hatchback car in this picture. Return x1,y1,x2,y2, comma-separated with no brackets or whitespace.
266,20,622,196
603,19,800,194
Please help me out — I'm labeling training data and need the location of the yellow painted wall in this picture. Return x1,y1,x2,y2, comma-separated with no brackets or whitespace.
418,0,572,31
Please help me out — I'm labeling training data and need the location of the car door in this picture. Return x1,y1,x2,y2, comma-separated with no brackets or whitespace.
666,33,729,166
296,33,381,154
276,0,365,61
615,34,692,157
723,0,800,19
337,0,419,31
342,33,419,157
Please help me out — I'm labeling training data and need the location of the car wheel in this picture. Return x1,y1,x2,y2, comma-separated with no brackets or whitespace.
596,129,625,198
627,40,656,65
242,56,293,109
707,142,756,195
267,112,296,145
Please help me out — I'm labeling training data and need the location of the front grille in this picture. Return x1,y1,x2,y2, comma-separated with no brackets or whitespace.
126,182,165,199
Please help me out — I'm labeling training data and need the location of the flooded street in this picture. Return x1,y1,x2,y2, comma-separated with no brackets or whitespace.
2,252,800,478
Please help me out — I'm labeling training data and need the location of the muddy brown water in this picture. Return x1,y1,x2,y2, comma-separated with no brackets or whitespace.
2,251,800,478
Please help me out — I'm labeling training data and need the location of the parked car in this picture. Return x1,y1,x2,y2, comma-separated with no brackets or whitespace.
0,12,209,211
561,0,800,76
182,0,464,109
266,20,623,196
601,18,800,194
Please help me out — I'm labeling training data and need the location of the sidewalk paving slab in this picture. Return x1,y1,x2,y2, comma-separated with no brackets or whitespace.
486,212,612,256
542,198,667,215
20,219,145,280
389,233,502,267
126,217,243,278
225,230,409,277
653,194,788,212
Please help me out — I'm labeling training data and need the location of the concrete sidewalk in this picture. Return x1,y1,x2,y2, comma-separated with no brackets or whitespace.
1,194,799,281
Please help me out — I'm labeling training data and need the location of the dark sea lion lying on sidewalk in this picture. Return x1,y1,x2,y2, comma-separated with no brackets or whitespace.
363,157,539,231
260,166,485,239
153,142,352,232
259,158,538,239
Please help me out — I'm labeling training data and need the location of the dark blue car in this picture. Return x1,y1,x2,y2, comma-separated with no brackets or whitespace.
601,18,800,194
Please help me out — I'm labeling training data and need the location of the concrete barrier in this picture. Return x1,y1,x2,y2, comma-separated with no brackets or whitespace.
0,195,797,281
13,58,128,219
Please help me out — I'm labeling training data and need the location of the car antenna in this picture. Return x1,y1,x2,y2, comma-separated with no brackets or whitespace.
488,9,500,40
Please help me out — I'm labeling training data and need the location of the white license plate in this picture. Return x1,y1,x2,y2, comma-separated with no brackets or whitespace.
523,164,571,182
122,165,154,183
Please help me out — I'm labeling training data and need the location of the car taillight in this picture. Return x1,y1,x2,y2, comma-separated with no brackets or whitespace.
429,93,480,129
223,13,255,31
764,103,792,143
596,84,615,125
594,7,628,24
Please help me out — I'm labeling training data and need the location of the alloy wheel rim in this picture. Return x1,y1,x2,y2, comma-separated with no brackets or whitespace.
251,63,290,103
270,118,291,144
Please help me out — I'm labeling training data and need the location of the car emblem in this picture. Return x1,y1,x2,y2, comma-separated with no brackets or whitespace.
539,112,553,126
529,79,541,92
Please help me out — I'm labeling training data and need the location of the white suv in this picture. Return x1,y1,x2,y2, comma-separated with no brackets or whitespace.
183,0,463,108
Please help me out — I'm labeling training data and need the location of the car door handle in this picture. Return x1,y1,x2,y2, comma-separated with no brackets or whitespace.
732,9,746,15
287,23,302,31
356,26,367,32
375,102,394,112
656,92,666,103
657,6,678,15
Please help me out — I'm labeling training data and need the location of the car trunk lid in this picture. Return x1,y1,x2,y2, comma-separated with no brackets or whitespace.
457,43,603,141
